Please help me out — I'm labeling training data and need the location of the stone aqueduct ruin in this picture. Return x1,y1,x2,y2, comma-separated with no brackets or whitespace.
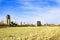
6,14,41,26
6,15,11,26
0,14,41,27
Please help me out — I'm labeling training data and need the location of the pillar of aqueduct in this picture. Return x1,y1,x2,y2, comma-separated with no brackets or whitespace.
6,14,10,25
37,21,41,26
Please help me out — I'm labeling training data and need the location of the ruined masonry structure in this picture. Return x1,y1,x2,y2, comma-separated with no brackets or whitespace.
37,21,41,26
6,15,10,25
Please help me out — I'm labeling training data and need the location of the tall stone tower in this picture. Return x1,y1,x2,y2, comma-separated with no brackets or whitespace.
37,21,41,26
6,15,10,25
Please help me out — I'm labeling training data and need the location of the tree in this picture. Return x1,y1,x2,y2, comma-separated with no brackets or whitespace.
10,21,17,27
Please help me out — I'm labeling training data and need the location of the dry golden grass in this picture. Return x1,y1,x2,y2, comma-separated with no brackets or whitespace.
0,26,60,40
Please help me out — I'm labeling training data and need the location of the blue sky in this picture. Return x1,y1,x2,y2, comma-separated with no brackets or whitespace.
0,0,60,24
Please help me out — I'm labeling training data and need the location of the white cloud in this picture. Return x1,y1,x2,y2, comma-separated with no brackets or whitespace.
0,0,60,24
56,0,60,3
13,0,60,24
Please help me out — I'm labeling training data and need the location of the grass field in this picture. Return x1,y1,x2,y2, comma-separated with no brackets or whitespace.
0,26,60,40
